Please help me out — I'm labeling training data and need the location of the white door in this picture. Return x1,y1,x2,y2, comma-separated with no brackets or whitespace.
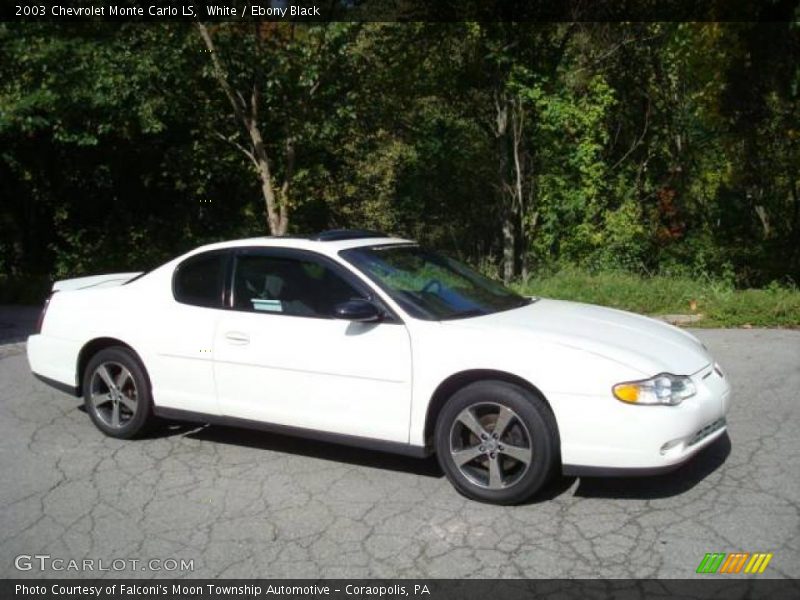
149,250,227,415
213,249,413,443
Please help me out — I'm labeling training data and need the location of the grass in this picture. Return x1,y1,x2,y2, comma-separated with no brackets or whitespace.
514,268,800,328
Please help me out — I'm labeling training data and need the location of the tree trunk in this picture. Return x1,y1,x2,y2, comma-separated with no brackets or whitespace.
494,91,517,284
510,97,526,281
502,208,515,284
196,22,289,236
495,93,528,284
249,120,289,236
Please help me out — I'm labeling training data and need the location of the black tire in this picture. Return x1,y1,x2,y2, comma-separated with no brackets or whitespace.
82,346,153,439
434,380,558,505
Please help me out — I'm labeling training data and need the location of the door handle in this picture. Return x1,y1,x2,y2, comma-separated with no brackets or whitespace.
224,331,250,345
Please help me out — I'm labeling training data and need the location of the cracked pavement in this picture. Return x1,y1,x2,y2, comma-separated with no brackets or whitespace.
1,316,798,579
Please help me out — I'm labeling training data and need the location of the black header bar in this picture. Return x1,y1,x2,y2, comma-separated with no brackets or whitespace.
3,0,800,22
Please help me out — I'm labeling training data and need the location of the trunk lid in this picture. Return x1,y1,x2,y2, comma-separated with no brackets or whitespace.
51,272,143,292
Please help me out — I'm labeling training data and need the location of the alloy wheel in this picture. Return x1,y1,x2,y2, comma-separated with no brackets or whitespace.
449,402,533,490
89,361,138,429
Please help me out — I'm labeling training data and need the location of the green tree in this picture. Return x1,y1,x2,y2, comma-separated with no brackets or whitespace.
195,22,360,235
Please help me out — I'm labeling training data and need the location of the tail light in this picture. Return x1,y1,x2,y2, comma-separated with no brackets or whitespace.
36,292,55,334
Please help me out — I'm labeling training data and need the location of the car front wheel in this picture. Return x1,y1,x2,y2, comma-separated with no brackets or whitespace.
83,346,153,439
435,380,558,505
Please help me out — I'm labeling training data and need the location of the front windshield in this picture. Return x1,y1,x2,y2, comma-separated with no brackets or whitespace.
340,245,532,321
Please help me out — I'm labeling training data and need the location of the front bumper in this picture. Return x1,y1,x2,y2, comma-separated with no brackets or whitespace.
556,362,731,474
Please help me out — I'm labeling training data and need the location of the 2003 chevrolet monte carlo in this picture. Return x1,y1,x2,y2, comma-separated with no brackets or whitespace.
27,230,731,504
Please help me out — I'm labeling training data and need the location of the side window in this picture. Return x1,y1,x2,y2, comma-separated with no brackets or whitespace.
232,254,365,318
173,252,225,308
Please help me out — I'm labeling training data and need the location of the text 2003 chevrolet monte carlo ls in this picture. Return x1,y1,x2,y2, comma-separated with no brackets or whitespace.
27,230,730,504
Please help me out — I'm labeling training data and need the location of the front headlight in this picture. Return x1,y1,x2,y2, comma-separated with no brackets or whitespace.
613,373,696,406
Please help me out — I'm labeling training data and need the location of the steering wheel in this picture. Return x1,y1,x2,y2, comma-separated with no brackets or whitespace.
421,279,443,295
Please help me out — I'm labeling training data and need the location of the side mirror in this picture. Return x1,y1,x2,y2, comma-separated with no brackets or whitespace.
333,299,382,323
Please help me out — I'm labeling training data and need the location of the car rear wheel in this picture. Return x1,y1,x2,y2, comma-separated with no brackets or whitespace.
435,380,558,505
83,346,153,439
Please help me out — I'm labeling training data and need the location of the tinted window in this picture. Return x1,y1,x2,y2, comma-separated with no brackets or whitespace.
232,254,364,318
173,252,225,307
341,245,530,320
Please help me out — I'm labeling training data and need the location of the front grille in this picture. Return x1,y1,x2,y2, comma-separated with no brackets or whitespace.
688,417,726,446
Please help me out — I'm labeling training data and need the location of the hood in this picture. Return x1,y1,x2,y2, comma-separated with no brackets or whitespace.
446,298,712,376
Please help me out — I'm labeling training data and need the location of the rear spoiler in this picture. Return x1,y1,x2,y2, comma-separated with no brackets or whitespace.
51,272,144,292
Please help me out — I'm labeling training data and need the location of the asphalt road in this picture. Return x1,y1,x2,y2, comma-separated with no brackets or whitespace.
1,309,798,579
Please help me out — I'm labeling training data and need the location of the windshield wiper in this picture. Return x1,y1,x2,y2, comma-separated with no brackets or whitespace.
515,296,535,307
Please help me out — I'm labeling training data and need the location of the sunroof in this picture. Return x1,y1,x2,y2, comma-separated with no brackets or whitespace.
310,229,388,242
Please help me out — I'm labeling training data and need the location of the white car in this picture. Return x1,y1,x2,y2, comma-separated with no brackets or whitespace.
27,230,730,504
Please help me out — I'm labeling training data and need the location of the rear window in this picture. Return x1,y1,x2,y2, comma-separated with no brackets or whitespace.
173,252,225,308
